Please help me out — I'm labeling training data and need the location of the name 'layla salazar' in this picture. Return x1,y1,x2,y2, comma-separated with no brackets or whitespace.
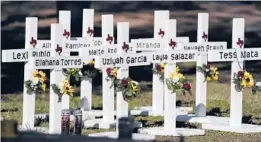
35,58,82,66
102,56,148,66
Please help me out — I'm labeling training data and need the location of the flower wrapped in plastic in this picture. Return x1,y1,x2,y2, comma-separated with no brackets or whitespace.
62,59,101,82
80,59,101,78
24,70,48,94
114,77,141,101
51,80,74,102
152,63,166,80
106,67,118,80
233,70,255,93
166,70,192,96
197,64,219,81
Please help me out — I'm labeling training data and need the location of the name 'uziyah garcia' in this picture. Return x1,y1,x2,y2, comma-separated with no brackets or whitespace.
102,55,148,66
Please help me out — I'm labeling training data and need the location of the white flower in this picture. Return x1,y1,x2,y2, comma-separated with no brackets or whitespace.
132,80,139,85
205,69,210,72
256,81,261,87
32,78,39,85
173,77,179,83
256,81,261,89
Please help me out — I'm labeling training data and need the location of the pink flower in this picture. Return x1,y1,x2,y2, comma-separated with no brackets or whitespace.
183,83,191,90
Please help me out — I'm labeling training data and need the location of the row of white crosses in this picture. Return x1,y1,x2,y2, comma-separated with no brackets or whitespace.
25,13,116,133
130,11,191,116
94,16,206,136
130,12,227,119
1,9,105,131
204,19,261,132
1,11,73,130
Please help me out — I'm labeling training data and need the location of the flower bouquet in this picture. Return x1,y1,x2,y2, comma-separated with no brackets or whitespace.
106,67,118,85
105,67,140,101
62,68,81,81
166,70,192,96
114,77,141,101
51,80,74,102
197,64,219,81
80,59,101,78
24,70,48,94
152,63,166,80
233,70,255,92
62,59,101,82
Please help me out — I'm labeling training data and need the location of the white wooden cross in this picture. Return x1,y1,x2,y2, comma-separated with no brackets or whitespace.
205,19,261,131
1,17,59,130
140,45,200,136
129,11,190,117
94,21,154,126
30,23,83,134
178,13,227,117
101,15,116,124
151,11,169,116
137,19,204,135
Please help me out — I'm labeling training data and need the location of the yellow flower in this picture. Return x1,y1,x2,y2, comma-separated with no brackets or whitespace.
207,71,219,81
176,66,180,73
170,72,184,80
61,80,74,96
32,70,47,83
112,68,118,78
211,71,219,81
42,83,47,91
241,71,254,88
207,76,212,81
160,63,165,73
210,66,218,72
131,82,139,95
88,59,95,65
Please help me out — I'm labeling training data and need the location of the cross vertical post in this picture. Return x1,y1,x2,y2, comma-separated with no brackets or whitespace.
59,11,71,110
230,18,245,127
49,24,64,134
116,22,130,133
80,9,94,112
152,10,169,116
22,17,38,129
102,15,115,123
196,13,209,117
164,19,177,134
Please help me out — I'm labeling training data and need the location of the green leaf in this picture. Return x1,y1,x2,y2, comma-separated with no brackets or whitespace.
24,80,34,94
51,84,60,95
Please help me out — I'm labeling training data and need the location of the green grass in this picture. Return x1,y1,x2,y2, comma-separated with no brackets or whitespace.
1,73,261,141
